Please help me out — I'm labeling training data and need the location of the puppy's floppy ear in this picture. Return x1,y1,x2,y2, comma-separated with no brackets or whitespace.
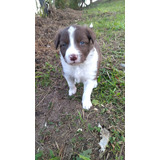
54,30,61,49
86,27,96,44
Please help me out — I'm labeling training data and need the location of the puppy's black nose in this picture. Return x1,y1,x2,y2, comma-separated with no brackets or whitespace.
69,54,78,61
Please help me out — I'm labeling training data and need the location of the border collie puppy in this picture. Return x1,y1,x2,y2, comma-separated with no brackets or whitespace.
54,25,101,110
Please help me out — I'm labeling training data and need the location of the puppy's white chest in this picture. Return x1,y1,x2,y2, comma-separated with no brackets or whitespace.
73,65,92,83
61,48,98,83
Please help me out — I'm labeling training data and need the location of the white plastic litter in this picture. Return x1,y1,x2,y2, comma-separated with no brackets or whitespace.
101,104,104,107
90,23,93,28
44,122,47,128
94,108,98,111
98,123,110,152
77,128,82,132
120,63,125,68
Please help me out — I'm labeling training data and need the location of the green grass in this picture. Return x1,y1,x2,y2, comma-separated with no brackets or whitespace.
35,151,43,160
35,59,63,88
35,62,55,87
77,149,92,160
79,0,125,110
78,0,125,159
36,0,125,159
49,150,60,160
88,123,101,133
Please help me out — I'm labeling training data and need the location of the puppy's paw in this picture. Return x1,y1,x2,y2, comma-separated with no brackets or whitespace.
69,87,77,96
93,80,98,88
82,100,92,110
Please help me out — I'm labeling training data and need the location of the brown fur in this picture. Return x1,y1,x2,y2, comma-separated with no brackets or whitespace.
54,25,101,77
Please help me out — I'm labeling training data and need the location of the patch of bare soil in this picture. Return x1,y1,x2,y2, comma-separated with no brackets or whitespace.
36,86,112,159
35,7,113,160
35,7,82,72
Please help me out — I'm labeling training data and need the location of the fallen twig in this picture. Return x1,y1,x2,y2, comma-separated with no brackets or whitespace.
118,142,124,160
36,87,50,107
106,71,111,80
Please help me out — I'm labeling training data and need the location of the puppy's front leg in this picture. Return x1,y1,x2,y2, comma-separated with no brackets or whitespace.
82,80,97,110
64,75,77,96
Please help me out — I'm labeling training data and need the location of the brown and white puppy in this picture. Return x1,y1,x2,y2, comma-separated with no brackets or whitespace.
54,25,101,110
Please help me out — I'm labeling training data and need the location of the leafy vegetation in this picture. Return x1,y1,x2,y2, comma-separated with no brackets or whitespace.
35,151,43,160
77,149,92,160
35,0,125,159
49,149,60,160
78,0,125,159
35,62,56,87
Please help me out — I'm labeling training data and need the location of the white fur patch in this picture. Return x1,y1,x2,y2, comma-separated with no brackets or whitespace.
65,26,81,64
60,47,98,83
58,25,100,110
60,47,99,110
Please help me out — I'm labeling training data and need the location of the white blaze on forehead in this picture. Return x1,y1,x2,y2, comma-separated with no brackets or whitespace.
68,26,76,45
65,26,81,64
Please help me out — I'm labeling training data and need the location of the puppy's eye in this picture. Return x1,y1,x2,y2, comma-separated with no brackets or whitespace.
60,43,67,47
80,41,85,45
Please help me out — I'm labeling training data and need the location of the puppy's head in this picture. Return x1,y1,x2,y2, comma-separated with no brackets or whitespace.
54,25,96,65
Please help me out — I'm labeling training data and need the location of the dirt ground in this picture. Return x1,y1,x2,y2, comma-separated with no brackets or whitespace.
35,6,124,160
35,7,82,71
